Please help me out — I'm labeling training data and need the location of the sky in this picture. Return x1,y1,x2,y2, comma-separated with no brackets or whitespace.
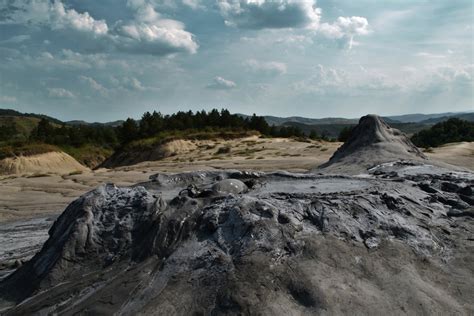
0,0,473,122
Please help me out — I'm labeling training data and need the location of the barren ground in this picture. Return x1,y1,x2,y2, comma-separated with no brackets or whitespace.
0,138,472,223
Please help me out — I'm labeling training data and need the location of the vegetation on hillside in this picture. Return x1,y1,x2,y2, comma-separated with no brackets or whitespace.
0,109,308,167
337,126,355,142
0,143,59,160
411,118,474,148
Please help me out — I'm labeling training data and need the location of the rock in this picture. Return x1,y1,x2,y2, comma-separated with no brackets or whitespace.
441,182,460,193
419,183,438,194
459,194,474,206
447,208,474,218
364,237,380,249
459,186,473,196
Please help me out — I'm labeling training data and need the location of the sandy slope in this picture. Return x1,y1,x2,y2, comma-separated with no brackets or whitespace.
0,152,88,176
426,142,474,170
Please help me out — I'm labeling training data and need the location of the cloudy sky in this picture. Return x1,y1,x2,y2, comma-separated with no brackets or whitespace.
0,0,472,122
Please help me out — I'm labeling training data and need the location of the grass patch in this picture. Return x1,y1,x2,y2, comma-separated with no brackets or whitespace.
27,173,51,178
215,146,231,155
292,137,312,143
61,144,113,169
0,142,59,160
68,170,83,176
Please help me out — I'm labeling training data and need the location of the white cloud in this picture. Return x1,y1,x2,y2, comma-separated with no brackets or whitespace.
217,1,369,49
2,0,108,36
206,76,236,89
113,0,198,55
124,77,146,91
243,59,287,75
417,64,473,93
415,52,446,59
319,16,370,49
79,75,108,95
293,64,400,96
109,76,148,91
217,0,321,30
48,87,75,98
2,0,197,56
181,0,202,10
33,49,108,69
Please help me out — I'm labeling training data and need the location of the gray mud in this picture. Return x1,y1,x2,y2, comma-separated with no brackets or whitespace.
0,216,54,281
0,165,473,315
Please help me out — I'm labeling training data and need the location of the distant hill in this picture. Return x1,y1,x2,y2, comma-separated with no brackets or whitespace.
0,116,41,140
282,121,428,139
417,113,474,124
236,111,473,139
238,111,473,126
0,109,63,125
66,120,125,127
386,112,473,123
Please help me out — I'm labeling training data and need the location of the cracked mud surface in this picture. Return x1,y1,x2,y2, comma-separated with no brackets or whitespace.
1,167,473,315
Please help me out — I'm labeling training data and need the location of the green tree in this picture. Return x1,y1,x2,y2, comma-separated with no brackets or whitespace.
338,126,354,142
118,118,139,143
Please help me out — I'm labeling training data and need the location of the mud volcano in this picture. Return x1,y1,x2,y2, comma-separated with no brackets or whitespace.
1,116,473,315
319,114,427,174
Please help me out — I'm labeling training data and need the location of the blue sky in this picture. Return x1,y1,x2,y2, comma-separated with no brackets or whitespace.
0,0,472,122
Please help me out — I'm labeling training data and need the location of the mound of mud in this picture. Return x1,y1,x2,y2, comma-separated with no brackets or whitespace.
319,115,427,174
0,152,88,176
100,139,197,169
1,167,473,314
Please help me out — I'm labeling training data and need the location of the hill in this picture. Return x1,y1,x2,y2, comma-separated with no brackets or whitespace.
65,120,125,127
0,151,88,176
0,109,62,125
387,111,473,123
417,112,474,124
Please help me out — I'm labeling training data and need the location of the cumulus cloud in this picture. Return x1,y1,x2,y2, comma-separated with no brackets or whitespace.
417,64,474,93
1,0,198,56
109,76,148,91
243,59,287,75
217,0,321,29
1,0,108,36
319,16,370,49
32,49,108,70
48,87,75,98
110,0,198,55
216,1,369,49
206,76,236,90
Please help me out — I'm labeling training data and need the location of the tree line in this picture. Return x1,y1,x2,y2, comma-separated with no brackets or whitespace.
411,118,474,148
23,109,308,149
